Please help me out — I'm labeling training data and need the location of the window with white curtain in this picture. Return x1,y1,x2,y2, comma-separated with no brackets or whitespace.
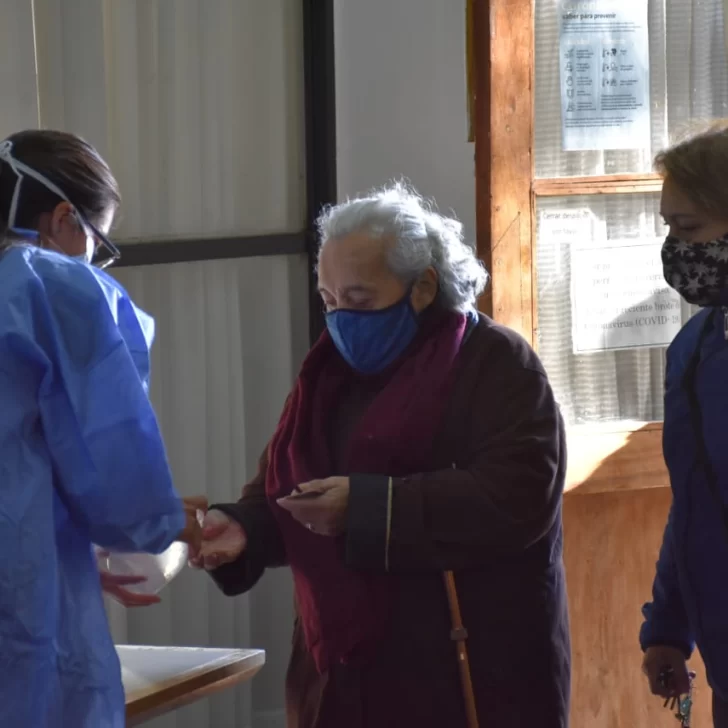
534,0,727,425
0,2,307,728
535,0,728,177
2,0,305,239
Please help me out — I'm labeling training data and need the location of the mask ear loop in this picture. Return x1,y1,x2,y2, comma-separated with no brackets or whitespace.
0,140,25,228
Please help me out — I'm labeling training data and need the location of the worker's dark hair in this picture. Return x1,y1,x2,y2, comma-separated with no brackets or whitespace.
0,129,120,236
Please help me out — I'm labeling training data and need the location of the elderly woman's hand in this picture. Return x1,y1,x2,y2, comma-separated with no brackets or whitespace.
276,476,350,536
189,510,248,571
177,495,208,559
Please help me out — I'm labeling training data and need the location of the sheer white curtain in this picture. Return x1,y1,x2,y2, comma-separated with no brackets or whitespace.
30,0,305,239
534,0,728,425
112,257,308,728
0,1,307,726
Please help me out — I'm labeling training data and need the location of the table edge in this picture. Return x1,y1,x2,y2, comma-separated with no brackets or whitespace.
125,650,265,725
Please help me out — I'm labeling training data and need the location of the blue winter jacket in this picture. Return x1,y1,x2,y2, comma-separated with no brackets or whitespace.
641,306,728,699
0,245,185,727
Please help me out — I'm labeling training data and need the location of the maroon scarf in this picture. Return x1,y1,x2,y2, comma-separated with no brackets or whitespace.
266,308,467,672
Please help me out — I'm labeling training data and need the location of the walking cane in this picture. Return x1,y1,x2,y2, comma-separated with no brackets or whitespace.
443,570,480,728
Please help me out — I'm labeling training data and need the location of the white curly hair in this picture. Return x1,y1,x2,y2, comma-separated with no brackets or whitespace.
315,181,489,312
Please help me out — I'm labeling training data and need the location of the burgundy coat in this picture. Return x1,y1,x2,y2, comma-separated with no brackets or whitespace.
210,314,570,727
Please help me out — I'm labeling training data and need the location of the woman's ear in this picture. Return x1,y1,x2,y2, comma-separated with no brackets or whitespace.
37,201,86,257
411,266,438,313
48,201,77,239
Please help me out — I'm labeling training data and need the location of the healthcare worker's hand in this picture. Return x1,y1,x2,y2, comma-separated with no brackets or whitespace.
189,510,247,570
100,570,162,607
276,476,350,536
177,495,208,558
643,645,691,698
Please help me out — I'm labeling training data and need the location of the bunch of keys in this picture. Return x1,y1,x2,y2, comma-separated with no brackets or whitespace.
658,667,696,727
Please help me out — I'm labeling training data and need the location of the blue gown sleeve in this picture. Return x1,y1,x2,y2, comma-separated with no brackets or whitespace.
32,256,184,553
639,501,694,657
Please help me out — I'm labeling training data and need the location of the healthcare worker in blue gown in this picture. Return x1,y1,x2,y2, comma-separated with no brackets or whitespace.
0,130,204,728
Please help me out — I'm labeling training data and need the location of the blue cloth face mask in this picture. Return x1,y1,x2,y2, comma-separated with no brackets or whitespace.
325,292,419,374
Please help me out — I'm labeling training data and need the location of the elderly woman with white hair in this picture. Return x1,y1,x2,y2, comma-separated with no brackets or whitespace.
194,183,570,728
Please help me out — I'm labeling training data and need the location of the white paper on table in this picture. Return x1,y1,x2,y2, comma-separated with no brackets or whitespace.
119,646,259,699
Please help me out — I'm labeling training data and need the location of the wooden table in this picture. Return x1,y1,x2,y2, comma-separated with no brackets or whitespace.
120,645,265,725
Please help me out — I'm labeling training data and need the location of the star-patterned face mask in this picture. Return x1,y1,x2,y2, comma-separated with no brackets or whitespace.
662,235,728,307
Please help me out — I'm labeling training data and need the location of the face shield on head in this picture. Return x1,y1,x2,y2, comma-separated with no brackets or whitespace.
0,140,121,269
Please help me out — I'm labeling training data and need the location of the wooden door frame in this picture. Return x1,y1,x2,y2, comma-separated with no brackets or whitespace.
471,0,668,493
473,0,534,342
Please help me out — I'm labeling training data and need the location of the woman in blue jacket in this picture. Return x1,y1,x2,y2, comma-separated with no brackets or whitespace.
641,122,728,727
0,130,202,727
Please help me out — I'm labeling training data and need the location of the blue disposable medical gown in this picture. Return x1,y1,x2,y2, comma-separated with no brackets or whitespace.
0,245,185,727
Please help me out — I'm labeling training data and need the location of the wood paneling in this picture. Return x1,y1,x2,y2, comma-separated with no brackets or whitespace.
564,488,710,726
566,424,668,495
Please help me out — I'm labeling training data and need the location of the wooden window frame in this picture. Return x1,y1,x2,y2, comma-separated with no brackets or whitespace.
472,0,668,493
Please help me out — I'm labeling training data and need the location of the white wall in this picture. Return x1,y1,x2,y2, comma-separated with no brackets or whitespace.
334,0,475,242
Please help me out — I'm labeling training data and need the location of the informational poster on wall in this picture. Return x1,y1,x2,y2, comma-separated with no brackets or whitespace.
540,209,599,250
570,237,682,354
558,0,651,151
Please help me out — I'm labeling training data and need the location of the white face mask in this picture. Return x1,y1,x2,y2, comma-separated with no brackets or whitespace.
8,224,94,265
72,251,93,265
70,220,96,264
